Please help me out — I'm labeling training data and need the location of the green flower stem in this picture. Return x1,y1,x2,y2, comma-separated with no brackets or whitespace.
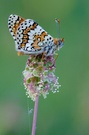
31,96,39,135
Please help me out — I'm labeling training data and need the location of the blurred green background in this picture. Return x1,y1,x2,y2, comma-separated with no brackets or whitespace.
0,0,89,135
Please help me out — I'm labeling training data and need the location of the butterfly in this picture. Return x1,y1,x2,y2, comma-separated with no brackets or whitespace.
8,14,64,56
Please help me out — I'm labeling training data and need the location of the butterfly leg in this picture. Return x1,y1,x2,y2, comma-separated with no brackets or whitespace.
42,52,46,60
54,53,58,61
17,51,24,56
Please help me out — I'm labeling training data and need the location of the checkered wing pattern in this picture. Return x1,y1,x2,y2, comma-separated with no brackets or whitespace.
8,14,54,55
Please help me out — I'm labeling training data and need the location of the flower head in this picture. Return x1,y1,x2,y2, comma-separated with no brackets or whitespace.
23,54,61,101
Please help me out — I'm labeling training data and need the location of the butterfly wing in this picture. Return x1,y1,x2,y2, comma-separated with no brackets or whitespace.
8,14,25,40
8,14,54,55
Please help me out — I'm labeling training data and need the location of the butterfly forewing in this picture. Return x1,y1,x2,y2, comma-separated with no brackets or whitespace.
8,14,25,40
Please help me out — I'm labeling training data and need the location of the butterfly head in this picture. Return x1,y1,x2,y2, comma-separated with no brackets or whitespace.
58,38,64,48
54,38,64,50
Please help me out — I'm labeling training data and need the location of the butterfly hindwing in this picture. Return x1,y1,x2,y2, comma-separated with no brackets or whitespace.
16,18,54,54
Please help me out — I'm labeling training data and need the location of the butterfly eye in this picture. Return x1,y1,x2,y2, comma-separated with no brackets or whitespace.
59,40,62,45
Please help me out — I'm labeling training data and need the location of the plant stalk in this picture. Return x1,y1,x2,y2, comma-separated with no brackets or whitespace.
31,96,39,135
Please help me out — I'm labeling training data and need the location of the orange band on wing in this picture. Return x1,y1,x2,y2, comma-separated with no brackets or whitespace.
32,31,48,50
32,40,41,50
13,17,25,35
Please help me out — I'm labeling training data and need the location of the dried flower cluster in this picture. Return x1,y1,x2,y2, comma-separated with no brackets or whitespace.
23,54,61,101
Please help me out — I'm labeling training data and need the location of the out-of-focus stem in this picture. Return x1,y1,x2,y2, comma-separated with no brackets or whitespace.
31,96,39,135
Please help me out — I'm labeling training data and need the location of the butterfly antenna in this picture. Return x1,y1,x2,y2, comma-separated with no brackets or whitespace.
55,18,60,38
